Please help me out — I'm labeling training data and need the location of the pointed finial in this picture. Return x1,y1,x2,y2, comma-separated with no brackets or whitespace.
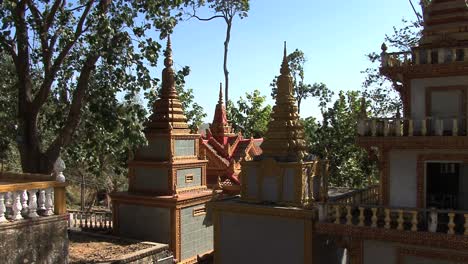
280,41,290,75
218,82,223,104
164,35,173,68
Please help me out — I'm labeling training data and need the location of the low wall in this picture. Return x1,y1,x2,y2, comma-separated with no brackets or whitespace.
0,215,69,264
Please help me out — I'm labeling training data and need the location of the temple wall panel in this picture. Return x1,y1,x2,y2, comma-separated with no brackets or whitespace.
410,76,468,121
180,204,213,260
389,150,418,207
176,167,202,188
283,168,295,202
174,139,195,157
218,212,304,264
118,204,171,243
362,240,465,264
246,167,258,198
137,138,169,160
134,167,169,191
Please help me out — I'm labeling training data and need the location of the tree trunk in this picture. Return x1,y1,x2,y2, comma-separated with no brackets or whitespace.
223,21,232,108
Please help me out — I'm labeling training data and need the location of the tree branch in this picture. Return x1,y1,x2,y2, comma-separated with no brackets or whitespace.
32,0,94,114
46,53,100,157
187,5,223,21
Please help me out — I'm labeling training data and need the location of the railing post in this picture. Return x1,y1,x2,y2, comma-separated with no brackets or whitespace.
27,189,39,218
395,119,402,136
54,186,66,215
334,205,341,224
464,214,468,236
0,193,7,222
12,191,23,220
383,120,389,136
384,209,391,229
408,119,414,136
371,208,378,228
422,119,427,136
318,203,327,222
411,211,418,231
447,213,456,235
453,118,458,136
371,119,377,137
20,190,28,216
429,209,438,232
43,188,54,216
358,207,365,227
397,210,404,230
346,206,352,225
436,118,443,136
38,190,46,211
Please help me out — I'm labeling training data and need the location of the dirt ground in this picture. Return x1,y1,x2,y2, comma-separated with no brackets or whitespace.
68,232,153,263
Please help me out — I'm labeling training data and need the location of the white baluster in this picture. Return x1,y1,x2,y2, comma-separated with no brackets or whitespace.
43,188,54,216
408,119,414,136
318,203,327,222
371,120,377,137
0,193,7,222
5,192,12,207
436,118,443,136
357,119,366,136
383,120,389,136
422,119,427,136
395,119,402,136
27,189,39,218
20,190,28,216
453,118,458,136
38,190,46,211
429,209,438,232
11,191,23,220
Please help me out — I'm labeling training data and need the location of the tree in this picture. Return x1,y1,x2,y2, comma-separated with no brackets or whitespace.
362,18,422,117
188,0,250,107
0,0,189,173
149,66,207,132
227,89,271,138
270,49,332,114
306,91,377,188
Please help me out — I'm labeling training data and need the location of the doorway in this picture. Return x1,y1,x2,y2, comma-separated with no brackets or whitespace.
426,162,460,209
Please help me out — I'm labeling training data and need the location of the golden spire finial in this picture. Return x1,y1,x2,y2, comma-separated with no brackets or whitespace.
260,43,307,162
280,41,290,75
218,82,223,104
146,35,190,133
164,35,173,68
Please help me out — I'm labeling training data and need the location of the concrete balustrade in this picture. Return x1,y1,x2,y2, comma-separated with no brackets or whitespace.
381,46,468,68
0,172,67,223
358,117,467,137
319,203,468,236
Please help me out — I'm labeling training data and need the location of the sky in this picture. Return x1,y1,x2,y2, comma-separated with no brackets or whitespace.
155,0,419,122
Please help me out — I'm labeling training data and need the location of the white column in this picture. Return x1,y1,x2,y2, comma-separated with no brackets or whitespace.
27,189,39,218
0,193,7,222
43,188,54,216
11,191,23,220
20,190,28,216
38,190,46,211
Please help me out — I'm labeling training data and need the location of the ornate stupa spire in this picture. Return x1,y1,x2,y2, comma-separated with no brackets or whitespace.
260,42,307,162
210,82,235,142
147,35,190,133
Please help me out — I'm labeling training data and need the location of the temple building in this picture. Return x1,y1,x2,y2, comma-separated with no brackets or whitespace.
314,0,468,263
211,44,331,264
200,85,262,193
110,36,213,264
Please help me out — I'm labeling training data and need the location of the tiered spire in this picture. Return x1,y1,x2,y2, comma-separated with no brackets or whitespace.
210,83,235,141
420,0,468,46
147,35,190,133
260,42,307,162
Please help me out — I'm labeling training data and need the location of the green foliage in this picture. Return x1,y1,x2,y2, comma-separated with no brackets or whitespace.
306,91,377,188
362,19,422,117
270,49,332,114
0,0,192,173
227,90,272,138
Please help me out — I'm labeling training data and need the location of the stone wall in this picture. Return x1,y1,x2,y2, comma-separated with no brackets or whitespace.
180,205,213,260
0,215,68,264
